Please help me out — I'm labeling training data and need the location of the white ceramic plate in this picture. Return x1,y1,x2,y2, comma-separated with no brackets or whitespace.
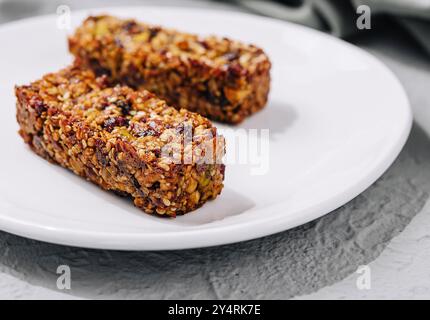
0,7,411,250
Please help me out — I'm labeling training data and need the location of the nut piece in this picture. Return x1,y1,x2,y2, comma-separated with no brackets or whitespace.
190,191,200,204
186,178,198,194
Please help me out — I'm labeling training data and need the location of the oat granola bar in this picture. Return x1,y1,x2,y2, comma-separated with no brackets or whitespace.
68,15,271,124
16,63,225,217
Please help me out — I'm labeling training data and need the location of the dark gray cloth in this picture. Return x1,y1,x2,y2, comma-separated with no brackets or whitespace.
233,0,430,54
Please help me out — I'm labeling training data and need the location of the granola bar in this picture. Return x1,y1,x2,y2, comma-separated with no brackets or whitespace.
15,63,225,217
68,15,271,124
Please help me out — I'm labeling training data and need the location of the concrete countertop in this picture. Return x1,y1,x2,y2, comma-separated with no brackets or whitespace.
1,0,430,299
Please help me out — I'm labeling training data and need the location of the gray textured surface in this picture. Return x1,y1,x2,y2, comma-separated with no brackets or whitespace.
1,0,430,299
0,124,429,299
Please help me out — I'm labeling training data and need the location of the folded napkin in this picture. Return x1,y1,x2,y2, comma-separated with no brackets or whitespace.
232,0,430,55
